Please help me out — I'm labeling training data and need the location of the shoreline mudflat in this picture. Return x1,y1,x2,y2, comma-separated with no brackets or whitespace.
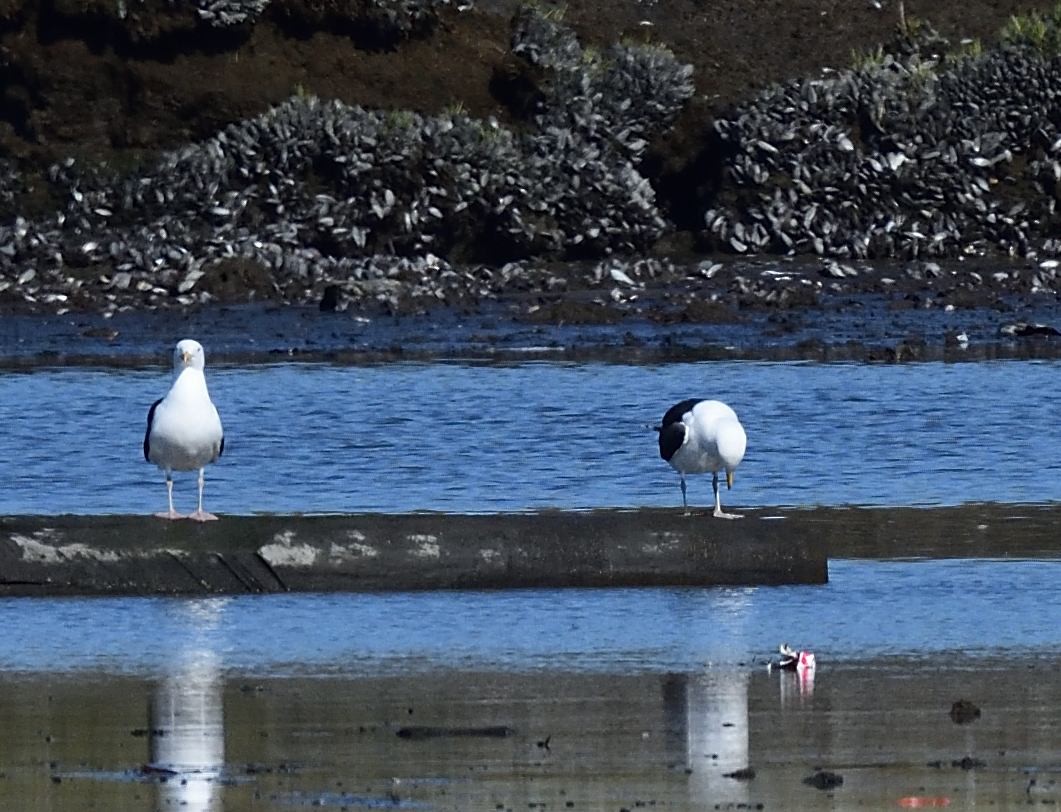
4,276,1061,369
4,658,1059,810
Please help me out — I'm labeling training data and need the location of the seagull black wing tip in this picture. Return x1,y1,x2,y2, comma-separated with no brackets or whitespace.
144,397,162,462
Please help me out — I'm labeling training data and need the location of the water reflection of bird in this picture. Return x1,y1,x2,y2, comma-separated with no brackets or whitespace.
657,399,747,518
150,599,227,812
663,671,751,807
144,339,225,521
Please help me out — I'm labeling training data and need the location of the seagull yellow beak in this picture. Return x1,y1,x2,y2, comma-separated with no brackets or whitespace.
726,470,735,489
181,350,192,365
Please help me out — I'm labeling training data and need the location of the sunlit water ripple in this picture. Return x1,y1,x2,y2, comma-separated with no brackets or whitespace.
1,359,1058,514
0,559,1056,676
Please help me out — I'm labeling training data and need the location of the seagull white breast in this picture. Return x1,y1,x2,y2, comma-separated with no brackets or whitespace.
146,367,224,472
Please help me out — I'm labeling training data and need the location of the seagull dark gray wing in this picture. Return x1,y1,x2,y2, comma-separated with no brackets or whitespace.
658,398,701,462
660,398,702,429
658,423,687,461
144,397,163,461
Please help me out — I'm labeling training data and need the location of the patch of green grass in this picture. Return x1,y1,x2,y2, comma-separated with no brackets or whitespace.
382,109,417,132
465,116,509,145
520,0,567,22
900,13,927,37
618,34,676,58
958,37,984,58
541,2,567,22
942,37,985,68
1001,2,1061,55
851,44,886,71
904,57,939,92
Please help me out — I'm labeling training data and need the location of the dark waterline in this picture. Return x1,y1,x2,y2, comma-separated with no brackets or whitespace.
1,359,1059,515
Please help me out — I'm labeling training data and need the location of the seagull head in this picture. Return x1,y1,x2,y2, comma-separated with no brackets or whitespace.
173,339,206,372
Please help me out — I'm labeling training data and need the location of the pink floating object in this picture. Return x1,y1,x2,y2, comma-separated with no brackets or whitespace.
777,644,815,671
899,797,951,808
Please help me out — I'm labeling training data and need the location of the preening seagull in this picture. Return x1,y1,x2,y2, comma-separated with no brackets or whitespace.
144,339,225,521
657,399,746,519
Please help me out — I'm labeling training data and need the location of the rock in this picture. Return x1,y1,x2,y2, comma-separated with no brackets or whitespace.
702,24,1061,261
723,767,756,780
803,770,844,790
949,699,981,724
318,284,341,312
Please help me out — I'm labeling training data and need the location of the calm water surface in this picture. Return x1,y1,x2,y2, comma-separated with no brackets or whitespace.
1,360,1059,515
0,559,1056,677
2,362,1057,812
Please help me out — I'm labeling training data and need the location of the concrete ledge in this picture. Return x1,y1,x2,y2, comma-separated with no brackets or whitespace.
3,504,1057,596
0,510,826,596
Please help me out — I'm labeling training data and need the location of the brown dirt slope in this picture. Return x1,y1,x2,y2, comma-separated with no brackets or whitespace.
0,0,1056,190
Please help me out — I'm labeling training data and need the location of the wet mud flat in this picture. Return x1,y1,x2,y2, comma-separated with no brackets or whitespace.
3,658,1060,811
2,504,1060,596
5,262,1061,367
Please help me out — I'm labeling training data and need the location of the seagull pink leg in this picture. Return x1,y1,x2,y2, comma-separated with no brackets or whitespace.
154,475,184,520
712,472,743,520
187,468,218,522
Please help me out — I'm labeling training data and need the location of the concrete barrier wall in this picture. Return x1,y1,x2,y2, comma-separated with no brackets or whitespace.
0,510,826,596
1,505,1058,596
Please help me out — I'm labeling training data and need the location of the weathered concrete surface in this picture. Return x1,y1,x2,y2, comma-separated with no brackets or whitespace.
806,503,1061,560
0,510,826,596
1,504,1058,596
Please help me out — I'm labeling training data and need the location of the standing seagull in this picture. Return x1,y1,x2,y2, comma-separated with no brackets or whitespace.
144,339,225,521
657,399,746,519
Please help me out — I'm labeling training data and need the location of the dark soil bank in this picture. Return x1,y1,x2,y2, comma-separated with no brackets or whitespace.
0,0,1050,168
3,0,1061,326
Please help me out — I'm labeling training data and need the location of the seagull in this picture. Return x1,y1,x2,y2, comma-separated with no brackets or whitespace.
657,399,747,519
144,339,225,521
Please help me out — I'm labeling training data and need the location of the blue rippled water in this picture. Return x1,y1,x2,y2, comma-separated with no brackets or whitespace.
0,359,1058,514
0,559,1055,676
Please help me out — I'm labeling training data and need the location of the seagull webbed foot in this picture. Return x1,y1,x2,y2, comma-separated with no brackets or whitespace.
187,509,219,522
154,510,185,520
713,508,744,520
